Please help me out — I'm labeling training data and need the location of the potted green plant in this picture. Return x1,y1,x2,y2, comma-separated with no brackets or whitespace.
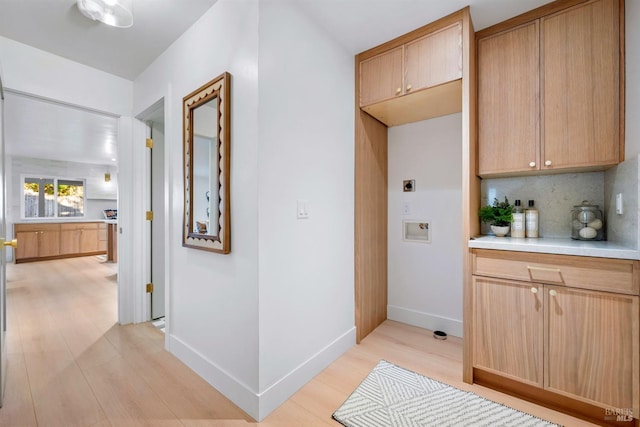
478,197,513,237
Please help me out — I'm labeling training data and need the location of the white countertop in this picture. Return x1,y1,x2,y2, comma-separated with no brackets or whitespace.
469,236,640,260
14,219,115,224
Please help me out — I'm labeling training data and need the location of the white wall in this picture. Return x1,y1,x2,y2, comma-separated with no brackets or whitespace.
134,0,355,419
256,0,355,417
0,37,131,116
133,0,261,416
387,113,463,337
0,36,135,323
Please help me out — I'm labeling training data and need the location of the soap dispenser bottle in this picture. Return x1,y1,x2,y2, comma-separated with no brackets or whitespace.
526,200,539,238
511,200,525,238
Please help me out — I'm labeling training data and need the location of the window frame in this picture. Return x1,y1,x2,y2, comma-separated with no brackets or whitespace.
21,175,87,220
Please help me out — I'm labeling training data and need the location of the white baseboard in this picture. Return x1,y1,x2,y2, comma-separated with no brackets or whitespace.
257,326,356,421
169,326,356,421
169,334,259,418
387,305,462,338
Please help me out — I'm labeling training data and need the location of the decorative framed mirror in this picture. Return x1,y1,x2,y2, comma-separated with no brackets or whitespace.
183,72,231,253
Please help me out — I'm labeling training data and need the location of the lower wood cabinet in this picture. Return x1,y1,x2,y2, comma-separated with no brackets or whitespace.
15,222,107,263
15,223,60,260
60,223,100,255
472,249,640,422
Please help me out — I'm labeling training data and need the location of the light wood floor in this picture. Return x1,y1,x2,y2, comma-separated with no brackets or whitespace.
0,256,595,426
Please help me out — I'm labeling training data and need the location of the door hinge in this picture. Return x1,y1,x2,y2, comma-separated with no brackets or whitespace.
146,138,153,149
146,211,154,221
146,283,154,293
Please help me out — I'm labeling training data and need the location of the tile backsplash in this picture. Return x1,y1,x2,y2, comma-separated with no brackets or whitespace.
605,156,639,249
480,172,605,238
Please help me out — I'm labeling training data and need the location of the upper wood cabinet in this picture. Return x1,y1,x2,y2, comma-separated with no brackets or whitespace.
404,23,462,93
477,0,623,177
359,47,404,107
478,22,539,176
541,0,620,170
359,22,463,126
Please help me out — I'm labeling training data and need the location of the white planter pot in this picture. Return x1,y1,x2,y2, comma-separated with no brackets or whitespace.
490,225,510,237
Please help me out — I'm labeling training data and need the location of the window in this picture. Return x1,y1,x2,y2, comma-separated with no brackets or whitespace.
23,177,85,218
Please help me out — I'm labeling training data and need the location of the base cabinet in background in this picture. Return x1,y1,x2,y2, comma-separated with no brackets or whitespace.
15,222,107,263
471,249,640,423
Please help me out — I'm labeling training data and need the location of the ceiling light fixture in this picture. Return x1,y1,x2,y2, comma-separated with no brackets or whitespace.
77,0,133,28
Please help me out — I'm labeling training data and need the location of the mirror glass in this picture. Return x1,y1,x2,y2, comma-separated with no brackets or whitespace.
183,72,230,253
192,99,218,236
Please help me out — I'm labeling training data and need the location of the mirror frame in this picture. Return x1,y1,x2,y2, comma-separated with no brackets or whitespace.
183,72,231,253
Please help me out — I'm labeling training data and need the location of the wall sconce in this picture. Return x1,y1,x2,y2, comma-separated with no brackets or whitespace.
104,172,111,182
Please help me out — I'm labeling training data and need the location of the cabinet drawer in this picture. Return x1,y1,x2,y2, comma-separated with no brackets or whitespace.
473,249,639,295
60,222,99,231
14,223,60,233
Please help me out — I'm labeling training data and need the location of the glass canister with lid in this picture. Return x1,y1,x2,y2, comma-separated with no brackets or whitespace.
571,201,604,241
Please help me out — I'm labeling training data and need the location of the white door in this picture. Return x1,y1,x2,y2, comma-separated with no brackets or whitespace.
150,119,165,319
0,71,8,405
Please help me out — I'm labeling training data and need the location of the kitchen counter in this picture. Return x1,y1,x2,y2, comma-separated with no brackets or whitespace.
14,219,110,224
469,236,640,260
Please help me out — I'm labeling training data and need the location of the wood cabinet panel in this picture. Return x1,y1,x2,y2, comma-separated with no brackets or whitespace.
15,222,105,262
60,229,80,255
541,0,620,170
473,249,639,295
471,248,640,419
39,230,60,257
545,285,639,409
80,228,99,253
477,0,622,177
98,224,107,252
405,23,462,94
359,47,404,106
15,231,39,260
474,276,543,386
478,22,539,176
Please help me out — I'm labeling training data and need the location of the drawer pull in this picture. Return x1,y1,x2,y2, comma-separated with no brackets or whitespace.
527,266,561,273
530,287,538,294
549,289,557,297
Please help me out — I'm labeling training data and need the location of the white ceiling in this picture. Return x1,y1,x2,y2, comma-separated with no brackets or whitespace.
0,0,219,81
0,0,554,167
4,91,119,165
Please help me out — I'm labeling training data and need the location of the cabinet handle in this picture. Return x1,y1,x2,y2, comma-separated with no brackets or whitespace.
527,265,561,274
545,160,552,166
530,287,538,294
529,161,536,168
549,289,557,297
396,87,402,94
406,84,412,91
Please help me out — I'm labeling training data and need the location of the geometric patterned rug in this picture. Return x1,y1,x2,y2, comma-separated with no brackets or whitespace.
332,360,561,427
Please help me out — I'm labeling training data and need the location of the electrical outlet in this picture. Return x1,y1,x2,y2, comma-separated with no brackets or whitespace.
616,193,623,215
402,202,412,215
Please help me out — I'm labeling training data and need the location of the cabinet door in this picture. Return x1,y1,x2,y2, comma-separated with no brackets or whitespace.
59,229,79,255
359,47,404,107
15,231,39,260
98,224,107,252
474,276,543,386
38,230,60,258
79,228,99,253
546,286,639,410
405,22,462,93
541,0,620,170
478,22,539,176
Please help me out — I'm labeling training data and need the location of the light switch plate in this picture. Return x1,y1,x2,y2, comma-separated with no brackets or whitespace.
297,199,309,219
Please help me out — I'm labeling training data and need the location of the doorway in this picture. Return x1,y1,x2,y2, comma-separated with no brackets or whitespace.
136,100,166,321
